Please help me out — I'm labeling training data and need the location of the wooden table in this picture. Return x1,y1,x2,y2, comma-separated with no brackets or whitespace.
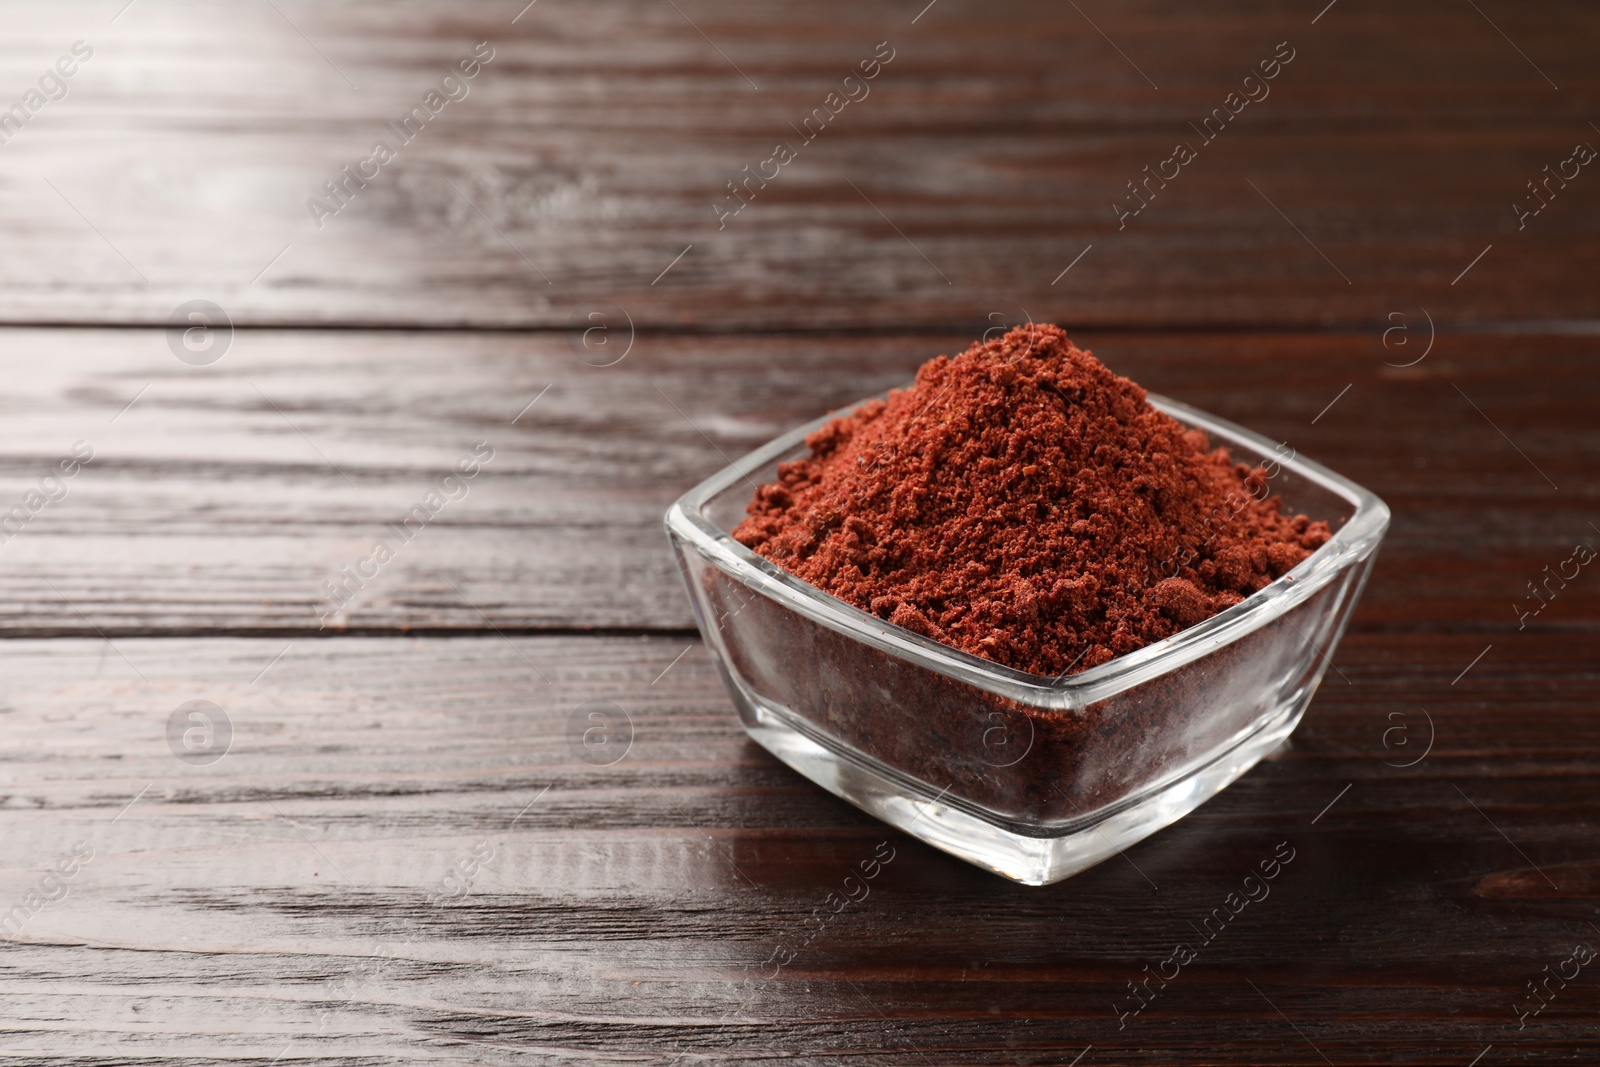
2,2,1596,1063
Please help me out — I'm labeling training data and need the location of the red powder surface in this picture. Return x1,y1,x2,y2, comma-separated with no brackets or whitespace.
732,325,1330,676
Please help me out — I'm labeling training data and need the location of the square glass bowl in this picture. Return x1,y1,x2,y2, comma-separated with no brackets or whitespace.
665,392,1388,885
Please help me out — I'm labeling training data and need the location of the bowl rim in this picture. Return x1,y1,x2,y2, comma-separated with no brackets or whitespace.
665,388,1390,710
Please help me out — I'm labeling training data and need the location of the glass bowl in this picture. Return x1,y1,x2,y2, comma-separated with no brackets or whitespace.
664,391,1389,885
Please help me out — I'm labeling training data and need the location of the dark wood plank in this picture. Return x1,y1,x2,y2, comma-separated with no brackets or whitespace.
1,632,1596,1064
5,3,1596,1063
0,326,1592,636
0,1,1596,329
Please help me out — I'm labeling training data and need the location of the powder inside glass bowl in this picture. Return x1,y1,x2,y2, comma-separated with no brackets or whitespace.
732,324,1330,676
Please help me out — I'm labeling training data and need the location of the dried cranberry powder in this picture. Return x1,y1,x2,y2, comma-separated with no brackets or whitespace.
733,325,1330,676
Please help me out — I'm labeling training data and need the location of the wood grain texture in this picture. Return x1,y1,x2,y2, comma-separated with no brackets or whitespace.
0,1,1596,329
5,1,1598,1062
1,633,1597,1065
0,326,1592,635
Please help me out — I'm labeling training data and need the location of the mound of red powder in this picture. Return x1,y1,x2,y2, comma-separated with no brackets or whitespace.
732,324,1330,676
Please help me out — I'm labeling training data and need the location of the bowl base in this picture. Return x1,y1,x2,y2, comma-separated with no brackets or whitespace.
736,687,1315,885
